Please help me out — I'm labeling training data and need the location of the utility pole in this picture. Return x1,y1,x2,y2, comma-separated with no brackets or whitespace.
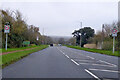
101,24,105,49
80,22,82,47
42,28,44,44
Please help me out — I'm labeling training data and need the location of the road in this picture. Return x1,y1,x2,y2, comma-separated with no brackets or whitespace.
2,46,120,79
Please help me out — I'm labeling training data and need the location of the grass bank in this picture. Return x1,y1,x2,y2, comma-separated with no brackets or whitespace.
66,45,120,57
1,45,48,68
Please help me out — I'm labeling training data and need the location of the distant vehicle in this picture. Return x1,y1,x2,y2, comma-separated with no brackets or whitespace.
58,44,62,46
50,44,53,47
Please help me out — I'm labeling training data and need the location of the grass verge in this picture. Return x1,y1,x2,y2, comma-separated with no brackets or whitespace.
1,45,48,68
66,45,120,57
2,45,38,53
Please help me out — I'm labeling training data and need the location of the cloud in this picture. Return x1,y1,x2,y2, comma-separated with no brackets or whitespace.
1,2,118,36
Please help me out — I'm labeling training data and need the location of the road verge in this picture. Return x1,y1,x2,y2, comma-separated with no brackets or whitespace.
66,45,120,57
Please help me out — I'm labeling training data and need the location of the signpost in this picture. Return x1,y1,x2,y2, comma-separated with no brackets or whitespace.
112,25,118,53
23,41,30,47
4,22,10,50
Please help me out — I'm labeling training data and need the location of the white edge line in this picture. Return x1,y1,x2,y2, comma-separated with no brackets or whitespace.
71,59,79,65
85,69,100,80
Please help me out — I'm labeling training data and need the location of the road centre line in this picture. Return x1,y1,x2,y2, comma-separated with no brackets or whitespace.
58,47,101,79
89,68,120,73
57,47,79,65
85,69,101,80
65,55,70,59
57,48,65,55
58,48,70,59
71,59,79,65
99,60,117,67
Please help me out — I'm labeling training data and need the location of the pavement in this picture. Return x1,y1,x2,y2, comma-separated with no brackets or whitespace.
2,46,120,79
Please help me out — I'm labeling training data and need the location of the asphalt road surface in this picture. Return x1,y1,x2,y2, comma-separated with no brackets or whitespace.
2,46,120,79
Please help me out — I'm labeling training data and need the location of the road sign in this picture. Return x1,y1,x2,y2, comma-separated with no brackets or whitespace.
111,25,118,53
112,26,118,37
112,33,117,37
23,41,30,47
4,22,10,33
4,22,10,50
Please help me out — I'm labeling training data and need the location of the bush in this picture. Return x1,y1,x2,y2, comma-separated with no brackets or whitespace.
102,41,113,50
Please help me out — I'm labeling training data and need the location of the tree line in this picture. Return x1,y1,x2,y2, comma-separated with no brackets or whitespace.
1,10,53,48
70,23,120,51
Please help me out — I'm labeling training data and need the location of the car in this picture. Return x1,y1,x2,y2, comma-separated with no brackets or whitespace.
50,44,53,47
58,44,62,46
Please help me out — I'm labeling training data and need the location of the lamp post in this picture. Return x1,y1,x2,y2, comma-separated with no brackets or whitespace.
80,22,82,47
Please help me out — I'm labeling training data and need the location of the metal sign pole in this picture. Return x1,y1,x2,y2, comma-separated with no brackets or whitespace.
113,36,115,54
5,33,8,50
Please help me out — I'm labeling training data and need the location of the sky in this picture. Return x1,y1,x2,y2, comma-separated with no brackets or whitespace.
1,0,119,37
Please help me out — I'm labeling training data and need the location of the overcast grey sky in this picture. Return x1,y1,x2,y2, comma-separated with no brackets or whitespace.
1,0,118,37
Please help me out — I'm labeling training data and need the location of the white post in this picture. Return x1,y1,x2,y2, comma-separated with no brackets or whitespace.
5,33,8,50
113,36,115,53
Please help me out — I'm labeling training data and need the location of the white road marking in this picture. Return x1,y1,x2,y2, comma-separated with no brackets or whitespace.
62,52,65,55
89,68,120,73
58,48,80,66
66,55,70,59
57,47,70,59
76,60,96,62
85,69,100,80
71,59,79,65
86,56,95,59
79,63,116,67
57,48,65,55
99,60,117,67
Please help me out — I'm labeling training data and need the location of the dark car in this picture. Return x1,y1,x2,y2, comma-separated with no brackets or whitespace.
50,44,53,47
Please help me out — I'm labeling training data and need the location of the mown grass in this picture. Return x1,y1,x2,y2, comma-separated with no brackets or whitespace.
66,45,120,57
1,45,48,68
2,45,38,53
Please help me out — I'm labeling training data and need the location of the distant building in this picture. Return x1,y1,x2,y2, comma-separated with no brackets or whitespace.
118,1,120,22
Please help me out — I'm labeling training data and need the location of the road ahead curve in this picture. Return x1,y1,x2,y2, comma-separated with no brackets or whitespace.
2,46,120,79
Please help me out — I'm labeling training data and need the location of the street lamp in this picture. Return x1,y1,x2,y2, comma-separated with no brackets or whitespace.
80,22,82,47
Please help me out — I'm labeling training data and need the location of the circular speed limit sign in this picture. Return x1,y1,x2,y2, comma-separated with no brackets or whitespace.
112,26,118,37
5,25,10,30
112,29,118,34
